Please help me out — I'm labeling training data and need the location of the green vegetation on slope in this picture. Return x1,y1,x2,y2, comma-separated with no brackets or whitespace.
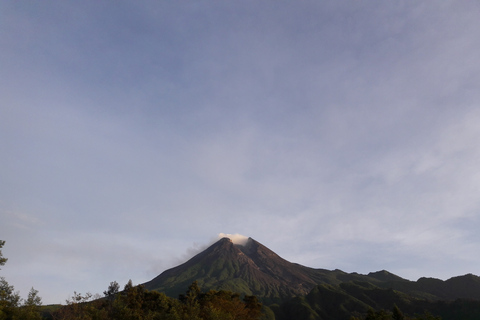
273,281,480,320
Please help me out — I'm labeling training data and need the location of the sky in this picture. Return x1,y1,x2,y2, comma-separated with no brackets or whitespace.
1,1,480,305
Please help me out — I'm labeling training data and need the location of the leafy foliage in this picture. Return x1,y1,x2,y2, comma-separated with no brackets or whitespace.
19,288,43,320
0,241,43,320
0,241,7,269
0,277,21,320
103,281,120,299
49,280,263,320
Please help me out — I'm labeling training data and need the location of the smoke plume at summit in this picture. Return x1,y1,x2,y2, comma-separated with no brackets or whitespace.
218,233,249,246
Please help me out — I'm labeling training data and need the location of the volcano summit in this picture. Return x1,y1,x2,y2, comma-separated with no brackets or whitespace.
143,237,331,302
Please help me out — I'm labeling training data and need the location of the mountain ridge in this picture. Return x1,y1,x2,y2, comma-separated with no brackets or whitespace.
143,236,480,306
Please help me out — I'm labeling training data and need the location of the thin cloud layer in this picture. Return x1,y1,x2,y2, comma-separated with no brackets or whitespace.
1,1,480,304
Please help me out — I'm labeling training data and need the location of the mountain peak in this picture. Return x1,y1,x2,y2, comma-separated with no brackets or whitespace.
218,233,249,246
367,270,406,282
143,237,320,302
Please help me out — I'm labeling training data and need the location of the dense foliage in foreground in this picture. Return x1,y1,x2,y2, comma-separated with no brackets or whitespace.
48,280,264,320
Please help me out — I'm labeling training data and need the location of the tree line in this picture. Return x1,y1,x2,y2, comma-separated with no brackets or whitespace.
1,240,43,320
49,280,263,320
0,240,263,320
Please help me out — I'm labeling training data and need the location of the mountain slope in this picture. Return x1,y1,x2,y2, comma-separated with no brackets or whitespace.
143,236,480,309
144,237,326,302
275,281,480,320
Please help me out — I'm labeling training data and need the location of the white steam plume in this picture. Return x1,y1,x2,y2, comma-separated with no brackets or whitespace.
218,233,249,246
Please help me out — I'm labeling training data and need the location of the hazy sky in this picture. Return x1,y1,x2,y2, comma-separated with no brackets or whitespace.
2,1,480,304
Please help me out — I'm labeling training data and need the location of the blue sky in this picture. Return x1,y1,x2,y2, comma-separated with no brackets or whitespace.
1,1,480,304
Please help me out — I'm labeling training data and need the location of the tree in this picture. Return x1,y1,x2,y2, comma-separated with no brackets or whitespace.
181,281,201,305
0,241,7,269
0,277,21,320
392,304,404,320
243,295,263,319
52,291,107,320
25,287,42,307
0,240,21,320
178,282,263,320
18,287,43,320
104,281,120,298
124,279,133,291
112,280,181,320
179,281,202,320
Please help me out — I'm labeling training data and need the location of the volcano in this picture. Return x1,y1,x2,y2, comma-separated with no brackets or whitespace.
143,237,336,302
143,236,480,306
